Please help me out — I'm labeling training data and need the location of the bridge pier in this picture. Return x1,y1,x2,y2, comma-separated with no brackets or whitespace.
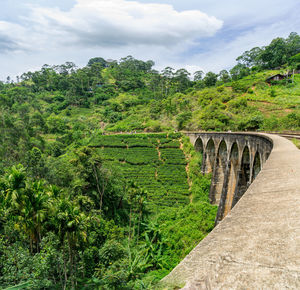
215,158,231,224
224,143,239,216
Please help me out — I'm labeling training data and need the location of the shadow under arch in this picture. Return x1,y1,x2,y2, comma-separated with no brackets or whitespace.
232,145,251,208
210,140,227,204
195,137,204,153
223,142,239,218
204,139,215,174
195,138,205,173
252,152,261,182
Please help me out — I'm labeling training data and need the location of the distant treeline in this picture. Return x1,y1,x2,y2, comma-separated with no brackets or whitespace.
2,32,299,100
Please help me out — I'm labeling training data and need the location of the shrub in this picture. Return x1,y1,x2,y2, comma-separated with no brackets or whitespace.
262,116,281,131
247,88,254,94
231,81,249,93
237,114,264,131
269,88,277,98
228,97,248,112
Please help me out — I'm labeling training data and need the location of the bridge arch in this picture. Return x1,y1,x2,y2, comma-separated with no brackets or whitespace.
204,138,215,174
209,140,227,204
187,133,273,222
252,151,261,181
232,145,251,208
194,138,204,173
194,137,204,153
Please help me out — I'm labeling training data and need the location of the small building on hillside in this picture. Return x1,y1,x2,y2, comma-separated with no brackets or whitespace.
266,73,293,83
266,74,287,82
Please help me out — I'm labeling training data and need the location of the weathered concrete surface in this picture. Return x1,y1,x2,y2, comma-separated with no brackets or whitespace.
162,133,300,289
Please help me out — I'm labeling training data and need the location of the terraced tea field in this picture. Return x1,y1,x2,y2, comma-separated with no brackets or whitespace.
89,133,190,210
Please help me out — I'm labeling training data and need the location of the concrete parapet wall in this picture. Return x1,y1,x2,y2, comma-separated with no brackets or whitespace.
162,133,300,289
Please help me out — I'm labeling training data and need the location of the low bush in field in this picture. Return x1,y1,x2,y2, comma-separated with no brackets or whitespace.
160,148,186,165
91,133,191,208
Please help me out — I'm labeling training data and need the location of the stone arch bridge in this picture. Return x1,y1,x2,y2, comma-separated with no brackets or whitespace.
163,132,300,289
189,132,272,224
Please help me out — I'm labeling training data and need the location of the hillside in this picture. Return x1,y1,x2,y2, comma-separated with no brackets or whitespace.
0,128,216,288
0,33,299,288
179,71,300,132
89,133,190,210
37,69,300,134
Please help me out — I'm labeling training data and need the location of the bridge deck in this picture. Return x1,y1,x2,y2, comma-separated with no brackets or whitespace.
162,133,300,289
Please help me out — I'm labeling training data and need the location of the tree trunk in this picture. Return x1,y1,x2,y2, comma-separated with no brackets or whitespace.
93,164,104,210
62,243,68,290
129,205,132,242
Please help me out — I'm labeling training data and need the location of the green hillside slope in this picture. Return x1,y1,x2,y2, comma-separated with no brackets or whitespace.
53,70,300,134
90,133,189,210
0,33,299,288
173,71,300,132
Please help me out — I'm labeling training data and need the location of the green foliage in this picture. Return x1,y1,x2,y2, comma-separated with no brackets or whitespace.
236,32,300,70
230,63,251,80
87,57,107,68
269,88,277,98
231,80,250,93
0,130,214,289
289,53,300,69
203,71,218,87
218,70,231,83
176,112,192,130
237,114,264,131
228,97,248,113
92,134,190,210
1,33,300,288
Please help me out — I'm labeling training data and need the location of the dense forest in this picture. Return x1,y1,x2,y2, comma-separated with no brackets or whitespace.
0,32,299,289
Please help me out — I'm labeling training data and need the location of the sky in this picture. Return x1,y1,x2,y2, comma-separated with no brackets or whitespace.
0,0,299,80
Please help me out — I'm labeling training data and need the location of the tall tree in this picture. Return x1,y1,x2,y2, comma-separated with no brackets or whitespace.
218,70,231,83
203,72,218,87
194,70,204,81
87,57,107,68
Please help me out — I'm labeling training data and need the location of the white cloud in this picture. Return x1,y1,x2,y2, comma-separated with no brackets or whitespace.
0,0,224,80
28,0,223,48
0,0,299,81
0,21,29,52
182,19,300,74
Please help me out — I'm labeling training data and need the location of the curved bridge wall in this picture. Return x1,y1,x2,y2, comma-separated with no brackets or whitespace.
188,132,273,223
163,133,300,289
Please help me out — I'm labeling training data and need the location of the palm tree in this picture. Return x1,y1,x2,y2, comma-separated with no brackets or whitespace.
3,164,26,209
54,196,87,289
2,165,52,253
21,180,52,253
126,182,148,242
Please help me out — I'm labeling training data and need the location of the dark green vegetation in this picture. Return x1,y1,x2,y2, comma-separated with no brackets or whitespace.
0,32,299,288
0,129,216,289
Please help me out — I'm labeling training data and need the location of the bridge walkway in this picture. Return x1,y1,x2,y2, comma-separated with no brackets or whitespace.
162,133,300,289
